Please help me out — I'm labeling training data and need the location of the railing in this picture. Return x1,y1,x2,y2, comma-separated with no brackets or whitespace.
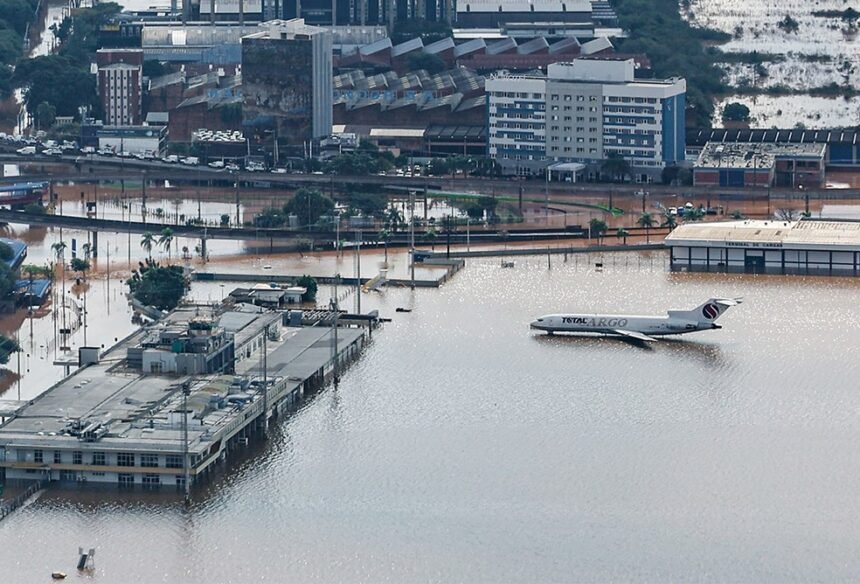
0,477,49,522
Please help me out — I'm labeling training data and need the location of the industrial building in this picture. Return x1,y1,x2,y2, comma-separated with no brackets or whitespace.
487,57,686,178
666,219,860,275
692,142,826,188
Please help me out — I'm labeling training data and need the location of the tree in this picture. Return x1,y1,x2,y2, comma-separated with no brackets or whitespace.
616,227,629,245
70,257,90,277
637,212,655,243
283,189,334,227
35,101,56,130
589,218,608,244
775,208,799,221
296,275,317,302
0,241,13,262
140,232,155,260
350,192,389,218
731,209,745,220
220,214,230,227
661,212,678,230
142,59,169,79
127,259,189,311
425,228,437,250
158,227,174,263
0,334,20,365
384,207,405,232
601,153,631,182
252,207,286,228
722,102,751,122
379,229,392,264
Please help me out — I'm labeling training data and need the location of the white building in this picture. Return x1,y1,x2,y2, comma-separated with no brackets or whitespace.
666,219,860,275
486,76,546,175
487,58,687,180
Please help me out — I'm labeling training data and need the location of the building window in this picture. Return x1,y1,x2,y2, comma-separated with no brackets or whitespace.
34,449,43,463
142,474,160,488
73,451,82,465
141,454,159,468
54,451,61,464
166,455,183,469
118,473,134,487
117,452,135,467
92,452,106,466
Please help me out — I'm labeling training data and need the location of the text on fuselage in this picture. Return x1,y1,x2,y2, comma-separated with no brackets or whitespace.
562,317,628,327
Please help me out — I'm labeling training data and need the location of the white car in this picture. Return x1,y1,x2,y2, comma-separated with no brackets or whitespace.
208,160,225,169
225,163,240,172
270,167,287,174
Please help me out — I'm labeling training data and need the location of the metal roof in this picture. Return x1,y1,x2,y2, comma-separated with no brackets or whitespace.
666,219,860,249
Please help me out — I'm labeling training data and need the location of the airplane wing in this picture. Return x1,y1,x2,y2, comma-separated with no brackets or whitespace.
612,329,657,342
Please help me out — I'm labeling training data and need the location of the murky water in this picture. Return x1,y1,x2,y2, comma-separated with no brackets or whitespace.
687,0,860,126
0,252,858,581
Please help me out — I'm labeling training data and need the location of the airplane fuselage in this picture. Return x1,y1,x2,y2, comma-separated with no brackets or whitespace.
530,313,720,336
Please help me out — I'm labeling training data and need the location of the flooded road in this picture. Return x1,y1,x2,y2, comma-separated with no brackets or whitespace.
0,252,858,581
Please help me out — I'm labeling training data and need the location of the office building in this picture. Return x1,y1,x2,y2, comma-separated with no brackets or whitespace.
487,58,686,179
97,49,144,126
242,19,333,150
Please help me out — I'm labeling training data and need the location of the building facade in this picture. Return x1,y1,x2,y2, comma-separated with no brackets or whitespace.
486,76,546,175
242,19,332,151
487,58,686,179
96,49,144,126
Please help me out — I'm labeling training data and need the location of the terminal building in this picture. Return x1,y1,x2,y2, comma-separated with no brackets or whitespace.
666,219,860,276
692,142,826,188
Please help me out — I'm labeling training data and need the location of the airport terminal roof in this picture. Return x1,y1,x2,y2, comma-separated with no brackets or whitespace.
666,219,860,249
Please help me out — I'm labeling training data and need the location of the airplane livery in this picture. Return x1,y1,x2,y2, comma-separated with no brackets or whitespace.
530,298,743,342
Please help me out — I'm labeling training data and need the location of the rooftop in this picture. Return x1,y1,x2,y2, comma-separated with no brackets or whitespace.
695,142,826,169
666,219,860,249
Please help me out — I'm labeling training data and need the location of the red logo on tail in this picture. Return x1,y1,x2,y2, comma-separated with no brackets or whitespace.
702,303,720,319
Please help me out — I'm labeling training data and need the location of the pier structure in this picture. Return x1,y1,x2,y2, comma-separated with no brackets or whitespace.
0,304,373,488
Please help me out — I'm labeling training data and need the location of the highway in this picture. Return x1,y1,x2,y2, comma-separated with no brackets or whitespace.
2,152,857,200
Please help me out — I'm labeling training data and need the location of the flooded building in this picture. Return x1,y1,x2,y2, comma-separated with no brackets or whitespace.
667,219,860,275
0,305,371,487
692,142,826,188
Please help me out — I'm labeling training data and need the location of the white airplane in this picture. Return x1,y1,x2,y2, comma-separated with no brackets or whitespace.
530,297,743,342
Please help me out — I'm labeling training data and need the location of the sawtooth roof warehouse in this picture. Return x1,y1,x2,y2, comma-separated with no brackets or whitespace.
666,219,860,276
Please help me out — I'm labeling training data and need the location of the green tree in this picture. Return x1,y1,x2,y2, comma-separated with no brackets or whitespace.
35,100,56,130
70,257,90,277
589,218,608,244
252,207,286,228
283,189,334,226
220,213,230,227
140,232,155,260
637,212,655,243
0,241,13,262
722,102,751,122
350,192,389,217
616,227,629,245
0,334,20,365
601,153,631,182
158,227,174,263
731,209,745,220
296,274,318,302
661,212,678,230
127,259,189,311
384,207,405,232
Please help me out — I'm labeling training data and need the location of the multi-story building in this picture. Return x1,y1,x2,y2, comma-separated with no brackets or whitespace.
486,76,546,175
242,19,332,154
96,49,144,126
488,58,686,180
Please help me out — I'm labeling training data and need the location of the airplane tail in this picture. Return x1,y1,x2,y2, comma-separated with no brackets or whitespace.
668,298,743,324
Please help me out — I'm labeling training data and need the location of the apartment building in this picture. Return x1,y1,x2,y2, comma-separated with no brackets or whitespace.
486,76,547,175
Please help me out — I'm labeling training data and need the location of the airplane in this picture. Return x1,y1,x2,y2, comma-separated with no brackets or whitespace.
530,297,743,342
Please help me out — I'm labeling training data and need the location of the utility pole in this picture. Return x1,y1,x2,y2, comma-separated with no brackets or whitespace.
409,190,416,289
234,171,240,226
261,325,268,438
354,231,361,314
182,381,191,505
331,274,340,386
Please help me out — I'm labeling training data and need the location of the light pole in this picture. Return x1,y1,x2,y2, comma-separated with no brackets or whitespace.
182,381,191,505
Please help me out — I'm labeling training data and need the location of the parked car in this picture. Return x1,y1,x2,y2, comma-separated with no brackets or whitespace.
208,160,225,169
181,156,200,166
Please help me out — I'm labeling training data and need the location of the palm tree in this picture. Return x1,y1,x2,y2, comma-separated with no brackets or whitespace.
81,242,92,260
385,207,404,232
379,229,392,264
140,232,155,260
637,212,655,243
589,218,608,245
159,228,174,263
616,227,629,245
661,212,678,231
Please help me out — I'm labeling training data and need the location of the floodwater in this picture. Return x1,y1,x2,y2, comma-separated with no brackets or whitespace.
686,0,860,126
0,252,859,581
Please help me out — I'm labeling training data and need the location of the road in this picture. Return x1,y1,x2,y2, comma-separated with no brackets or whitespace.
3,153,858,201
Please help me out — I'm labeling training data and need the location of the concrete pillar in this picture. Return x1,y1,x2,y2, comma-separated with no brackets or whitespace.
91,231,98,258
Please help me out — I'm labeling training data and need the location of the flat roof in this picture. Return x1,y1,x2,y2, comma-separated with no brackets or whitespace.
0,306,361,455
666,219,860,249
695,142,826,169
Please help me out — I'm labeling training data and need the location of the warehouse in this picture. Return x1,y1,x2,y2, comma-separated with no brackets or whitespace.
666,219,860,275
